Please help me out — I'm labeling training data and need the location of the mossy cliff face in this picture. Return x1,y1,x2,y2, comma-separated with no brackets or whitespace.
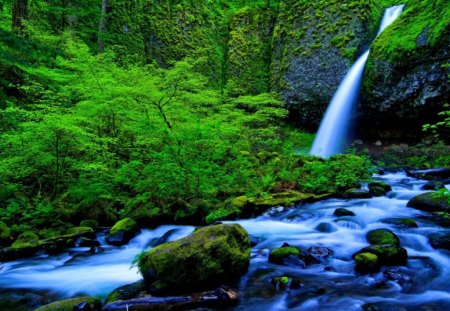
227,6,277,95
271,0,380,127
361,0,450,137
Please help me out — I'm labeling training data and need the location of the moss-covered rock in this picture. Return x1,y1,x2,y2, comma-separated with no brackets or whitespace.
407,192,450,212
269,246,301,265
107,218,140,246
334,208,355,217
34,296,101,311
11,231,39,250
340,188,372,199
366,229,400,246
79,219,99,229
271,276,290,290
105,281,148,304
428,232,450,250
138,224,250,291
381,218,418,228
355,252,380,274
368,181,392,196
362,0,450,137
357,245,408,266
67,227,95,236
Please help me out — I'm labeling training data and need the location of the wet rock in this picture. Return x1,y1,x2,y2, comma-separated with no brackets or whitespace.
428,232,450,250
369,186,388,197
407,192,450,212
366,229,400,246
430,212,450,227
146,229,179,248
358,245,408,266
381,218,418,229
406,168,450,180
103,286,238,311
77,237,100,248
271,276,302,291
315,222,337,233
355,252,380,274
422,180,448,190
138,224,250,290
303,246,334,265
369,181,392,193
106,218,140,246
269,246,305,268
340,188,372,199
383,269,413,287
106,280,148,304
34,296,101,311
333,208,355,217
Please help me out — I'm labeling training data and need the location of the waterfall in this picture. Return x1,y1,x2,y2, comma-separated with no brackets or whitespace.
310,5,405,158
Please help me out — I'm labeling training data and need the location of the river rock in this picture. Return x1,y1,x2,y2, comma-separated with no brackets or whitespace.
138,224,250,290
334,208,355,217
368,181,392,197
383,269,413,287
366,229,400,246
106,280,148,304
103,287,238,311
315,222,337,233
428,232,450,250
407,192,450,212
381,218,418,229
357,245,407,266
422,180,448,190
340,188,372,199
355,252,380,274
34,296,101,311
406,168,450,180
430,212,450,227
271,276,301,291
106,218,140,246
269,245,305,268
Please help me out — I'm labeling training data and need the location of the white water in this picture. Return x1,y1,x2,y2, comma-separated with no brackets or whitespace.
310,5,405,158
1,172,450,311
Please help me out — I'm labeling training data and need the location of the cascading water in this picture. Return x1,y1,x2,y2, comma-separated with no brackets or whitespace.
310,5,405,158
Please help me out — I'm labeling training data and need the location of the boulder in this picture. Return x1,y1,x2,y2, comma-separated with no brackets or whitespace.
107,218,140,246
407,168,450,180
106,281,148,304
430,212,450,227
357,245,407,266
355,252,380,274
340,189,372,199
138,224,250,290
428,232,450,250
366,229,400,246
368,181,392,193
33,296,101,311
334,208,355,217
422,180,448,190
315,222,337,233
381,218,418,229
407,192,450,212
268,245,304,267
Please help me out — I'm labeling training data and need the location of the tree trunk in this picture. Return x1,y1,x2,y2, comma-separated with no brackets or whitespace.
98,0,110,53
12,0,28,32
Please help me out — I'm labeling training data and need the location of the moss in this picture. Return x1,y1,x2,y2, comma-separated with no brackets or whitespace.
34,296,101,311
366,229,400,246
0,220,11,240
110,218,138,236
355,252,380,273
79,219,98,229
11,231,39,249
105,281,147,304
368,181,392,192
67,227,94,236
269,246,300,264
407,192,450,212
370,245,408,265
271,276,290,289
138,224,250,290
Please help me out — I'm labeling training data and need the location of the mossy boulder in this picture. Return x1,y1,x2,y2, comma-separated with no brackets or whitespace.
107,218,140,246
67,227,95,236
357,245,408,266
138,224,250,291
381,218,418,228
366,229,400,246
334,208,355,217
407,192,450,212
11,231,39,250
355,252,380,274
34,296,101,311
368,181,392,193
269,246,302,266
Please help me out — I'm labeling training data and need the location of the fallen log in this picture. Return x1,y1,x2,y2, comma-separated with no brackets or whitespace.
103,286,238,311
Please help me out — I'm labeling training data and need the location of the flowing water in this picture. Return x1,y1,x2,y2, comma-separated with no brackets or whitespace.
310,5,405,158
1,172,450,310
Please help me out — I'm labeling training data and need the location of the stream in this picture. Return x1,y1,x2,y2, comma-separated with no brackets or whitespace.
1,172,449,310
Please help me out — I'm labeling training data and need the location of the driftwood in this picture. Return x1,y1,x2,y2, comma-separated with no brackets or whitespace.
103,286,238,311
